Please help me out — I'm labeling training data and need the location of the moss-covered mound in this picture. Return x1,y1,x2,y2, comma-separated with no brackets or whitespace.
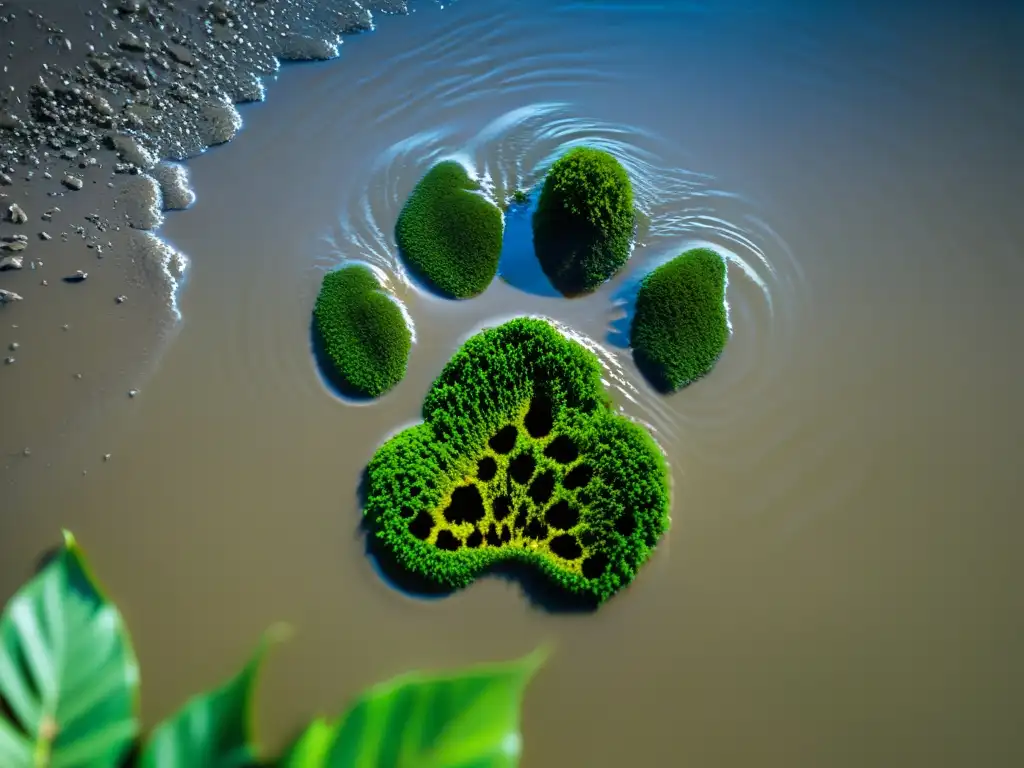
630,248,729,392
531,147,635,296
313,264,411,398
363,317,670,605
394,161,504,299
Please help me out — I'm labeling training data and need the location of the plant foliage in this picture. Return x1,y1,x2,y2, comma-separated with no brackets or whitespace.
313,264,411,399
0,532,139,768
395,161,504,299
532,147,635,296
630,248,729,392
363,317,671,605
0,533,545,767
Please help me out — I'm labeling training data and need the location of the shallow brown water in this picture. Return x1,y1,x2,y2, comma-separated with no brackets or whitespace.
2,0,1023,765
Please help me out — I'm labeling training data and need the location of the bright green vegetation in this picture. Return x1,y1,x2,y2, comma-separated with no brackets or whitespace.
0,531,544,767
363,317,671,605
532,147,635,296
395,161,504,299
630,247,729,392
313,264,411,398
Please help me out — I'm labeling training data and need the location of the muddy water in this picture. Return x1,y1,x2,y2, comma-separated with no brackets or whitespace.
2,0,1023,765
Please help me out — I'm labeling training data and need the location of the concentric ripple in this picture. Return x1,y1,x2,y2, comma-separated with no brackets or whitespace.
322,99,808,454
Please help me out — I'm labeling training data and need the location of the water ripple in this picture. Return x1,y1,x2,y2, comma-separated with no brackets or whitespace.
321,97,807,460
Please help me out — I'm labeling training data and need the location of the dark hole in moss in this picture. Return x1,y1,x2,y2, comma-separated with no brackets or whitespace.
443,484,486,526
425,479,436,490
489,424,518,454
563,463,593,490
477,455,497,482
437,458,448,473
549,534,583,560
524,394,554,438
545,499,580,530
513,504,529,531
409,486,422,497
466,529,483,548
528,470,556,505
615,511,637,537
492,494,513,521
508,452,536,484
409,510,434,540
399,505,414,519
435,529,462,551
582,552,610,579
544,434,579,464
485,523,501,547
500,525,511,544
579,530,597,547
524,518,549,540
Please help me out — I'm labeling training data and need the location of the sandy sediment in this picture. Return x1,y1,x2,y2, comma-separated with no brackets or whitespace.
0,0,414,464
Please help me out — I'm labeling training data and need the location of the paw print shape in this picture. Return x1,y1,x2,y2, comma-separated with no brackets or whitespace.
362,317,671,606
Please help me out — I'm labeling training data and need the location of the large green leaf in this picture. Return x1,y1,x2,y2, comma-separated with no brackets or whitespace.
279,718,335,768
0,530,140,768
141,626,286,768
320,648,547,768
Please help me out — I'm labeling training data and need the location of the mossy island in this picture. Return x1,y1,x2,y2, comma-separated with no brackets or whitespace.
363,317,670,606
395,161,504,299
313,264,411,398
630,247,729,393
532,147,635,296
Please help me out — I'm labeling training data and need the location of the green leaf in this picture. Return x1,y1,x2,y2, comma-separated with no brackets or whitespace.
323,647,547,768
141,625,287,768
279,718,335,768
0,530,140,768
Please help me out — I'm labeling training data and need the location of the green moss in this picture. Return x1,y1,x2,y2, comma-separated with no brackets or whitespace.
313,264,411,398
394,161,504,299
363,317,670,605
630,248,729,392
511,188,529,204
532,147,635,296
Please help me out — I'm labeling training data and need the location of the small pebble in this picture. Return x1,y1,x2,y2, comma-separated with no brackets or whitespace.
128,389,139,397
23,448,31,457
103,453,111,461
116,294,126,303
62,175,84,191
4,356,14,364
8,341,17,350
39,231,50,240
74,373,82,379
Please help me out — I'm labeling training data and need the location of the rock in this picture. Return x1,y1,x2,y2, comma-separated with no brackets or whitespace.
7,204,27,224
128,389,139,398
0,255,24,270
4,357,14,364
66,270,88,282
116,294,127,303
39,232,51,240
62,175,84,191
0,173,11,186
0,289,23,304
1,241,27,252
9,342,18,351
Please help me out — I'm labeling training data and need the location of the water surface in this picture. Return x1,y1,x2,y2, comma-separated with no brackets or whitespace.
2,1,1022,765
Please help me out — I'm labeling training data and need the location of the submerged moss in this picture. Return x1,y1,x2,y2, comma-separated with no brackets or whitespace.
630,248,729,392
532,147,635,296
313,264,411,398
395,161,504,299
363,317,670,606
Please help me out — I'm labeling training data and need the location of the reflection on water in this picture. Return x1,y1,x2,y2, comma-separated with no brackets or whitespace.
2,0,1022,766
